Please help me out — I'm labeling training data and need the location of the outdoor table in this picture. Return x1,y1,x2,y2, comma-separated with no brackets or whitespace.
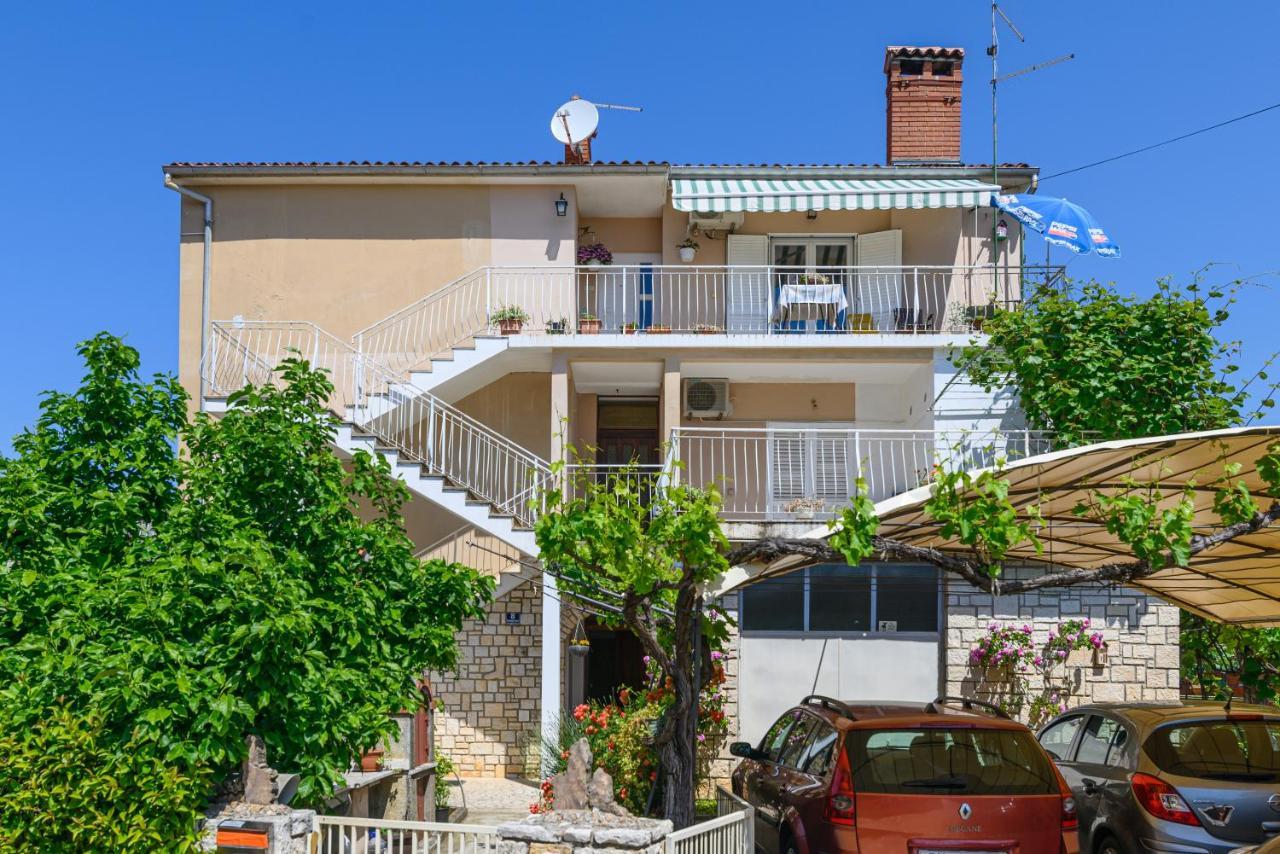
774,283,849,325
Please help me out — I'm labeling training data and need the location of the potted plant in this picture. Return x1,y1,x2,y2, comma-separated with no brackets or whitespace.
546,317,569,335
783,496,826,519
797,273,831,286
492,304,529,336
359,746,385,772
578,313,602,334
966,302,997,331
677,236,699,263
693,323,722,335
577,243,613,267
434,755,455,822
646,324,672,334
621,322,638,335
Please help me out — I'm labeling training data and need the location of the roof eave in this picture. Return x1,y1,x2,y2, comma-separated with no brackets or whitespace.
161,162,672,181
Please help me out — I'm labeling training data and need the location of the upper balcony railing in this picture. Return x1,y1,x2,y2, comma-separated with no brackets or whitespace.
355,264,1065,375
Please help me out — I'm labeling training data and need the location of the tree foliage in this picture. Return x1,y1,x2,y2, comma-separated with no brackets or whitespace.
0,334,492,848
953,275,1275,445
533,461,730,829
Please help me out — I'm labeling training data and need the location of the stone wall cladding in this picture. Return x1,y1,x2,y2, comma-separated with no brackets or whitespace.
945,568,1181,712
705,597,741,791
433,579,579,779
433,582,542,778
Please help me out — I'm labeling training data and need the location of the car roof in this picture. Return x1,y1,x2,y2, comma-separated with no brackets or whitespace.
1060,702,1280,728
799,698,1028,731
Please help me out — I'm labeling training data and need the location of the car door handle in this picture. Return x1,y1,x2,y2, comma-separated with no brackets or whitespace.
1081,778,1100,796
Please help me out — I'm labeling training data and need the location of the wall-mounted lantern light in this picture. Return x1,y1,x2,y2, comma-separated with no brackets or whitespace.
995,218,1009,241
806,209,819,221
555,193,568,217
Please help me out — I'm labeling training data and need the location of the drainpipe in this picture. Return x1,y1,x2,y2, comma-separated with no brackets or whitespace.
163,174,213,404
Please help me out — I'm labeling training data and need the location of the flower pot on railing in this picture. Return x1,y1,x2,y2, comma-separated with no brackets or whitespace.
622,323,638,335
578,317,602,335
498,319,524,335
646,325,672,335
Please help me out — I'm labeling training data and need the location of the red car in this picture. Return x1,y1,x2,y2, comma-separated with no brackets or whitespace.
730,695,1079,854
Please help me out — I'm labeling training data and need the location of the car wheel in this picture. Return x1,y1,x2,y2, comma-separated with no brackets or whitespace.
1095,834,1127,854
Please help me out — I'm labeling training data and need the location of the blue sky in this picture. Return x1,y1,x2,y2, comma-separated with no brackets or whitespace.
2,1,1278,443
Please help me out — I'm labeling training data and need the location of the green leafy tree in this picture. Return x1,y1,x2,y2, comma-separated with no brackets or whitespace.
0,334,492,849
533,462,730,829
953,275,1274,446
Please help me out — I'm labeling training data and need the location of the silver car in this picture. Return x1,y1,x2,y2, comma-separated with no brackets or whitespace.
1037,703,1280,854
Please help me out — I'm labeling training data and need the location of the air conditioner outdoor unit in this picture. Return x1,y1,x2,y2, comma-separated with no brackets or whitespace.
683,378,731,418
688,210,744,232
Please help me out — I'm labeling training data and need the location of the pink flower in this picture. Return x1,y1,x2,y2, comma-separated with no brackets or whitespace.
710,651,723,661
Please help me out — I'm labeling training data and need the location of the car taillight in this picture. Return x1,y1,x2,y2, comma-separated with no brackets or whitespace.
825,747,856,826
1131,772,1200,826
1053,766,1078,830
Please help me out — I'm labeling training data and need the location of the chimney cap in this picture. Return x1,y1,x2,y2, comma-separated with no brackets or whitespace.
884,46,965,73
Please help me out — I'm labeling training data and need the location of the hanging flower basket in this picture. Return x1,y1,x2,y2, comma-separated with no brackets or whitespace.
577,243,613,266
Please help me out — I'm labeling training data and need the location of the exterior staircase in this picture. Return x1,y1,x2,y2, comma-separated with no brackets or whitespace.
203,319,551,558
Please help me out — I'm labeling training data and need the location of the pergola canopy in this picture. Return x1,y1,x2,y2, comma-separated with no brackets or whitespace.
723,427,1280,626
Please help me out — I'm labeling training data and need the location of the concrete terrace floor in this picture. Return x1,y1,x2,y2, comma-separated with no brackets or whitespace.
446,776,538,825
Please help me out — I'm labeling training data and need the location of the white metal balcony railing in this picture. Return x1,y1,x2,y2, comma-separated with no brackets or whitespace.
202,324,1065,528
355,264,1064,374
670,427,1059,522
203,320,556,527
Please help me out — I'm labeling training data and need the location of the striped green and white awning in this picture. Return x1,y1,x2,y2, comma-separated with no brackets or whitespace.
671,178,999,213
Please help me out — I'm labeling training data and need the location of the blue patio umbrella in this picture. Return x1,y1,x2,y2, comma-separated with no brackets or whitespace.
991,193,1120,258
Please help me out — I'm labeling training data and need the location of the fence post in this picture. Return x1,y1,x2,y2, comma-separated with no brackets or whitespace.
485,268,493,330
853,431,863,491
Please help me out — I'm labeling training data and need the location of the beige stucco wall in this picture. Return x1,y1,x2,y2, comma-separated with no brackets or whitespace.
579,217,662,255
177,183,578,403
453,372,554,460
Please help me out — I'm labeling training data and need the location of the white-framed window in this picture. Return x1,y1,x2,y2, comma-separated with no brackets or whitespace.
767,421,857,514
769,236,855,272
741,563,940,635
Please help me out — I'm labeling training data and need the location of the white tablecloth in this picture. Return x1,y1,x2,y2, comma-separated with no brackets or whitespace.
774,283,849,324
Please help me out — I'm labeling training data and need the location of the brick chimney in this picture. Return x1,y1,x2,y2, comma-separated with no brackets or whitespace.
564,134,593,165
884,46,964,164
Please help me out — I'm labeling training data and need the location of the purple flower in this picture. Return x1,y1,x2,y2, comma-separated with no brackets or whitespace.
710,651,723,661
697,733,706,743
642,655,650,664
1033,656,1044,667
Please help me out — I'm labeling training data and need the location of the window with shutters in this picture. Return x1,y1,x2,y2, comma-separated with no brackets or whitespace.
741,563,940,635
766,423,857,514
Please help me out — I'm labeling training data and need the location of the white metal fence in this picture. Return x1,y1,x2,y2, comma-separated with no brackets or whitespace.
664,787,754,854
312,815,498,853
672,427,1059,521
203,320,555,527
354,264,1064,374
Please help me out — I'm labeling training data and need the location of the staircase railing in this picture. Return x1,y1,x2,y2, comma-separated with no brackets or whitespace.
205,320,555,527
353,268,493,375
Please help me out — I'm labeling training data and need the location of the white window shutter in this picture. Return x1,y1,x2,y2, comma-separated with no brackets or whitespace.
726,234,769,332
855,229,903,331
768,431,805,510
813,434,853,503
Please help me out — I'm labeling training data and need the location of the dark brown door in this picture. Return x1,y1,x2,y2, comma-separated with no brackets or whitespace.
596,398,660,465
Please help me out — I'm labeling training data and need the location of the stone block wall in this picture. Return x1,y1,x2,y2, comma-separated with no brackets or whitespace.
945,568,1181,715
705,597,741,791
432,579,578,778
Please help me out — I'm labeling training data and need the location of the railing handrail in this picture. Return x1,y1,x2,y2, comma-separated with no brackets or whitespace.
673,425,1059,437
353,267,488,344
210,319,552,473
314,815,499,833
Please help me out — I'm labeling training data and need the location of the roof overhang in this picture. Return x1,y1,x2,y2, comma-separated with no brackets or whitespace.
724,426,1280,626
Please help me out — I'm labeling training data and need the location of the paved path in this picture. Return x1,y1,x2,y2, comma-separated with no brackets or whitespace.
446,776,537,825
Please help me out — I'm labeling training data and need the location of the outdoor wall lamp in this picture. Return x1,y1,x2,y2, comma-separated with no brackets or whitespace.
555,193,568,217
806,209,818,221
995,218,1009,241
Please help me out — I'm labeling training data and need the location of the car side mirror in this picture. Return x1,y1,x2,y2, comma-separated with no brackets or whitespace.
730,741,761,759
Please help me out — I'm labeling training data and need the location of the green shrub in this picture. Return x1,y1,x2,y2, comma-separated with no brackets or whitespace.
0,707,209,852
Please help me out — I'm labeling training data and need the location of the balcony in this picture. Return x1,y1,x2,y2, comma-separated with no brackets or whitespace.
669,427,1061,523
356,264,1064,375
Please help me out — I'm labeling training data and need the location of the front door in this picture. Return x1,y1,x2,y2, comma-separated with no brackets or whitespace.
595,399,660,503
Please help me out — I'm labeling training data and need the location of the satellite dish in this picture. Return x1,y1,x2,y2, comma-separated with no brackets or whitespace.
550,98,599,145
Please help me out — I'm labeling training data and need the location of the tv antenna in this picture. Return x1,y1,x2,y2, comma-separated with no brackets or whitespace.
988,3,1074,263
550,95,643,161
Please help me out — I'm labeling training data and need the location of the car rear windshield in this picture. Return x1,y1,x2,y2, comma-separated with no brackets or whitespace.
846,727,1059,795
1145,719,1280,782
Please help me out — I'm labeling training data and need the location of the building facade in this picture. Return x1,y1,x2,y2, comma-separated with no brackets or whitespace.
168,46,1177,781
